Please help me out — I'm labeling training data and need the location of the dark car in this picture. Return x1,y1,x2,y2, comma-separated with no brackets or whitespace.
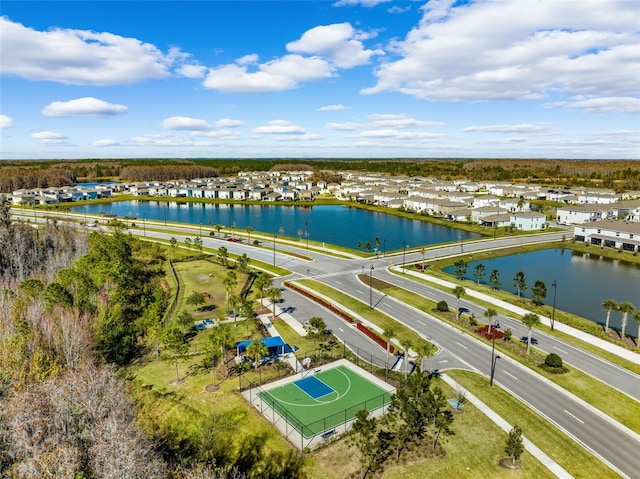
520,336,538,345
458,307,470,315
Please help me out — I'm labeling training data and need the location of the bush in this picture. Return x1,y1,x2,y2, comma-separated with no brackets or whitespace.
544,353,563,368
436,300,449,312
541,353,569,374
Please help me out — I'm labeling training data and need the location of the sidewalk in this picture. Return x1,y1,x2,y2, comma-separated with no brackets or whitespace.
441,374,573,479
257,301,303,373
397,267,640,366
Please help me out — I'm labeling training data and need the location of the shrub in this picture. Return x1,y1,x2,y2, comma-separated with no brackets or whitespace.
436,300,449,312
502,328,513,342
544,353,563,368
541,353,569,374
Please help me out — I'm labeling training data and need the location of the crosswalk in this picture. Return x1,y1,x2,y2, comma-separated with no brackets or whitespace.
310,268,365,279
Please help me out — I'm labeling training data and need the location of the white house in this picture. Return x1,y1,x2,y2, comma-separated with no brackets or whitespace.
556,204,609,225
510,211,547,231
574,219,640,252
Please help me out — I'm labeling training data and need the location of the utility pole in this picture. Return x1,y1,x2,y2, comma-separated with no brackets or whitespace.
551,280,557,331
369,266,375,309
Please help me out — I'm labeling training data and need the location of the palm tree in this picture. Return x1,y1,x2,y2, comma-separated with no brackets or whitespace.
618,302,635,340
229,294,241,324
400,338,413,379
522,313,540,354
266,287,282,319
420,247,426,271
383,326,395,373
254,273,272,306
602,299,618,334
246,226,253,244
453,286,466,317
214,224,223,237
245,340,269,369
484,308,498,335
223,272,237,314
633,310,640,347
414,343,433,371
513,271,527,298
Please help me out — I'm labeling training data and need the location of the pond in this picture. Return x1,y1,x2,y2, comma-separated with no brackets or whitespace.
71,201,483,252
444,248,640,331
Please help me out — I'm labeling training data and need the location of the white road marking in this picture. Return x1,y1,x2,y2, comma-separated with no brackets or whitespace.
338,328,344,332
334,280,343,285
455,341,468,350
417,319,426,325
356,289,365,295
554,346,568,354
502,370,518,380
439,360,449,364
564,409,585,424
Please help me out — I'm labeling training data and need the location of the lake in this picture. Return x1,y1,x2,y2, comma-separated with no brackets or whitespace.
444,248,640,331
71,201,483,252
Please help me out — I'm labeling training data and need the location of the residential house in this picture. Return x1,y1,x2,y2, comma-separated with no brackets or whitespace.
574,219,640,252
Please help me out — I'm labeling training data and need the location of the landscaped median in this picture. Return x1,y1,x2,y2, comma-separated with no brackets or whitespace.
284,279,436,360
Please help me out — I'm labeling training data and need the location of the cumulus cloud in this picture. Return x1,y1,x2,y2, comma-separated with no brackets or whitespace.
362,0,640,105
369,113,442,128
203,54,334,93
0,17,191,85
352,129,445,140
189,130,241,139
277,134,324,142
333,0,391,7
325,122,362,130
31,130,70,144
215,119,246,128
177,64,206,79
42,97,128,117
92,138,118,147
545,97,640,114
162,116,212,131
318,104,349,111
286,23,383,68
463,123,553,133
253,120,306,134
0,115,14,128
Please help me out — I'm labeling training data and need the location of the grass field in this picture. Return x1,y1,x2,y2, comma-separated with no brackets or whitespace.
257,363,394,439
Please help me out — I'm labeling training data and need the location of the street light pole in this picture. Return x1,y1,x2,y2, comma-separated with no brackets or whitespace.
459,233,464,253
402,240,407,273
489,320,500,387
551,280,557,331
273,235,277,266
369,266,375,309
305,221,309,250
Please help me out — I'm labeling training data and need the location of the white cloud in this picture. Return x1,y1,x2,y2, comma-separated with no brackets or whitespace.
215,119,246,128
0,115,14,128
42,97,128,117
388,5,411,14
325,122,362,130
363,0,640,104
92,138,118,147
31,130,70,144
177,64,206,79
545,97,640,114
333,0,391,7
286,23,383,68
132,134,189,147
0,17,184,85
318,104,349,111
253,120,306,134
463,123,553,133
162,116,212,131
351,129,445,140
369,113,442,128
277,134,324,142
203,54,334,93
189,130,241,139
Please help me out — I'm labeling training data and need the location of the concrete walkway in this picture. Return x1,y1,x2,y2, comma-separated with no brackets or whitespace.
257,302,303,373
395,267,640,365
441,374,574,479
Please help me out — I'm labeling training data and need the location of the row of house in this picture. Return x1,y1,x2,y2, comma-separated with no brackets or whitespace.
10,185,112,205
574,220,640,253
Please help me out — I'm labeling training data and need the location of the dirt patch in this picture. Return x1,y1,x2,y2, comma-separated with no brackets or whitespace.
205,383,221,393
499,458,522,469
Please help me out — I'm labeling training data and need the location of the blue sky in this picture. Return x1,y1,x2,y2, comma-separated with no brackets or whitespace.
1,0,638,160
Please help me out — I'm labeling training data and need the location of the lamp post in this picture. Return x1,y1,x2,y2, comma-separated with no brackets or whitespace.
402,240,408,273
369,266,375,309
551,280,557,331
164,203,167,225
459,233,464,253
273,235,277,266
199,220,202,237
142,217,146,237
305,221,309,250
489,318,500,386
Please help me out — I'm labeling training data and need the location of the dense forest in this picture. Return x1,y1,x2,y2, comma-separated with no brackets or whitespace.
1,158,638,193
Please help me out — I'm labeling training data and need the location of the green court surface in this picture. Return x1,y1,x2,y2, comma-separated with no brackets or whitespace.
258,364,392,438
